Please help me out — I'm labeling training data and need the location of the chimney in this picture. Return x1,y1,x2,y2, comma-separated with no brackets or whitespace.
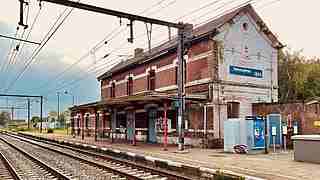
134,48,144,58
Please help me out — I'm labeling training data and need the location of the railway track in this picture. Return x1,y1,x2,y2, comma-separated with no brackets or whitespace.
0,134,124,179
0,136,69,180
1,133,192,180
0,151,20,180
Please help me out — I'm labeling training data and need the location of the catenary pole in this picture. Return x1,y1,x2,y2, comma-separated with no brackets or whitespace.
57,92,60,129
40,96,43,132
27,98,30,129
37,0,191,151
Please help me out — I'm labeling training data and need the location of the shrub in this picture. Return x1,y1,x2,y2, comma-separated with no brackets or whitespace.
47,128,54,133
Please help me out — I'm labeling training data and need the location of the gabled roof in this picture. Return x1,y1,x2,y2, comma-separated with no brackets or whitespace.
97,4,283,81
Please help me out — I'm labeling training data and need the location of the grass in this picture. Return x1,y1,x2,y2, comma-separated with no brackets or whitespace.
2,126,71,136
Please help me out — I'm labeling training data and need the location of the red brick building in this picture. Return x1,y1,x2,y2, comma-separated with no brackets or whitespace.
70,4,282,147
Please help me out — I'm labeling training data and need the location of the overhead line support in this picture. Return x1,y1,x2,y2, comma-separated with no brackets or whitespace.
0,34,40,45
39,0,184,29
39,0,193,151
19,0,29,29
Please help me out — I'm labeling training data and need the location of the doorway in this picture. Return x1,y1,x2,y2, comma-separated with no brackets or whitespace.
148,109,157,143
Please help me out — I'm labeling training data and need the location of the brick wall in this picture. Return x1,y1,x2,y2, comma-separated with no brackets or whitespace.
100,38,216,99
187,58,209,82
156,68,176,89
115,82,126,97
133,77,147,93
253,103,320,135
189,107,204,130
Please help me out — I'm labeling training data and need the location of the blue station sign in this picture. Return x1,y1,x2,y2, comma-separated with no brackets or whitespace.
229,65,263,78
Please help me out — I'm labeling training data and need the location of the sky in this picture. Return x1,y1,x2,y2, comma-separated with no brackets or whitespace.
0,0,319,119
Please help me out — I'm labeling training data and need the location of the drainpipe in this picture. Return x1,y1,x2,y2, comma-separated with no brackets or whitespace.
203,104,207,140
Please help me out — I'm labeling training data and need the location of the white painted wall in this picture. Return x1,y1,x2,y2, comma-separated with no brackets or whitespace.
212,12,279,138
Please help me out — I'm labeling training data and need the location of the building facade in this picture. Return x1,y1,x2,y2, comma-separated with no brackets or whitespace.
70,4,282,147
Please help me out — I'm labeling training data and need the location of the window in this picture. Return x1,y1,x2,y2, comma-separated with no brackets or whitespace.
85,115,89,129
127,76,133,95
242,22,248,31
77,116,80,128
175,66,178,85
227,102,240,119
147,70,156,91
110,82,115,98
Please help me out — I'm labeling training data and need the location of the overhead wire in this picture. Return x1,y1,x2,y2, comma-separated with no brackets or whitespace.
35,0,177,95
0,5,30,91
4,4,76,93
42,0,280,99
29,26,125,93
0,27,20,79
13,7,43,66
42,0,244,94
34,0,173,92
0,4,32,91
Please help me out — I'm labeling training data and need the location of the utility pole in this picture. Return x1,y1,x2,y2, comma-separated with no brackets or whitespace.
27,99,30,129
34,0,192,151
0,94,43,130
11,107,14,121
57,92,60,129
40,96,43,133
177,28,185,151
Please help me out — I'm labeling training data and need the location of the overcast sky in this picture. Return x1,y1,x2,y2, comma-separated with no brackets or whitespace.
0,0,319,118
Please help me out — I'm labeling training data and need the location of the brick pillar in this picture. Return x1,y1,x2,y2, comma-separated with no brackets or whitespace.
71,116,75,136
94,110,97,142
111,108,117,143
81,112,85,140
99,111,103,138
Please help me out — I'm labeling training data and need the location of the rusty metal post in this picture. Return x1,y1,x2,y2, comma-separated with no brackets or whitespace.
133,111,136,146
94,110,98,142
163,102,168,151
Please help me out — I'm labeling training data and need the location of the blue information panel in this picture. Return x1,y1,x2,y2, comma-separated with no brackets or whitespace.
253,117,265,149
230,65,263,78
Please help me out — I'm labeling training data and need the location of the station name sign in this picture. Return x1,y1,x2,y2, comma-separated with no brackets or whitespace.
230,65,263,78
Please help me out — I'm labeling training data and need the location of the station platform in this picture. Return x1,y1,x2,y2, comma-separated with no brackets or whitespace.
22,132,320,180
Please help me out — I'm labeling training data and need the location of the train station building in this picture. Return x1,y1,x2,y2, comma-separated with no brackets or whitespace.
70,4,283,148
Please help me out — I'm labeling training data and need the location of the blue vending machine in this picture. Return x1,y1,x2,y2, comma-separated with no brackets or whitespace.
245,116,265,151
267,114,282,146
253,116,265,149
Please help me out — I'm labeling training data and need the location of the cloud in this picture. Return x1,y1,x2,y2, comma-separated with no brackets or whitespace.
0,21,99,115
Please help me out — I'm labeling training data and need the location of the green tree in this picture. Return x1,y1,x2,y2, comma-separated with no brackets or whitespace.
278,49,320,102
31,116,40,124
0,111,10,126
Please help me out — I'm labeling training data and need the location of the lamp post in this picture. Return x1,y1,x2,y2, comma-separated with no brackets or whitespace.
57,92,60,129
64,90,75,135
64,90,75,106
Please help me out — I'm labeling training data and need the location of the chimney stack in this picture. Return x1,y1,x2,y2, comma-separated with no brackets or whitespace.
134,48,144,58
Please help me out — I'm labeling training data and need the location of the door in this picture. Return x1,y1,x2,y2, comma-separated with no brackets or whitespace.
253,117,265,149
268,114,282,145
126,112,135,141
148,109,157,143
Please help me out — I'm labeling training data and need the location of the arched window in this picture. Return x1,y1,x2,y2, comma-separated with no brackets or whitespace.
127,76,133,95
147,70,156,91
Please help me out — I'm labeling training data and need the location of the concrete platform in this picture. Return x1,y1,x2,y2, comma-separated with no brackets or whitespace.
22,132,320,180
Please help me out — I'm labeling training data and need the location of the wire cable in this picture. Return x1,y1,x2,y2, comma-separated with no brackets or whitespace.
41,0,240,94
35,0,177,94
4,6,75,93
